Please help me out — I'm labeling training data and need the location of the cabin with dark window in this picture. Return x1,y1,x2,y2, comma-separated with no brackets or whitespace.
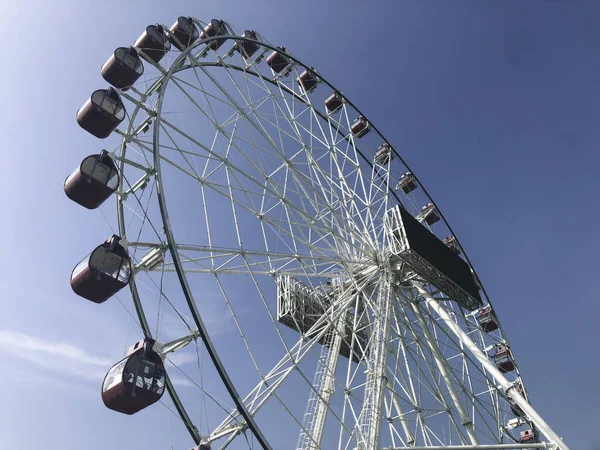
477,305,498,332
374,144,393,165
443,236,460,255
200,19,228,50
396,172,417,194
493,345,515,373
297,67,318,93
102,338,165,415
509,383,526,417
267,46,290,73
101,47,144,89
418,203,440,226
350,116,370,138
325,92,344,114
238,30,260,58
71,235,131,303
76,88,126,139
64,150,119,209
519,429,539,445
134,25,171,64
168,17,199,50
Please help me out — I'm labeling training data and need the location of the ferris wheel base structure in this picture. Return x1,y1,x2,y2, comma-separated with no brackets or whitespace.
384,444,557,450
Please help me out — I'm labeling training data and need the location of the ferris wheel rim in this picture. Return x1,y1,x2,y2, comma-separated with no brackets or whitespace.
115,81,202,445
149,35,274,450
117,28,516,345
158,31,501,311
110,20,535,449
119,37,503,445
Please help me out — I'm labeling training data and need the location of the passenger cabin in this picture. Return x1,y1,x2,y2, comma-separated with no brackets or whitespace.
443,236,460,255
350,116,370,138
190,445,211,450
477,305,498,332
200,19,228,50
134,24,171,64
493,345,515,373
374,143,393,165
168,16,199,50
102,338,165,415
519,430,539,445
267,46,290,73
71,235,132,303
64,150,119,209
325,92,344,114
238,30,260,58
396,172,417,194
418,203,440,226
76,88,126,139
101,47,144,89
509,383,526,417
297,67,318,93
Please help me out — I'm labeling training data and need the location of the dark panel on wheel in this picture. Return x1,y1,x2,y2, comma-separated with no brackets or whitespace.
396,207,482,307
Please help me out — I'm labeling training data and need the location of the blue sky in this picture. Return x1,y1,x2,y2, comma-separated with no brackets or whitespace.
0,1,598,449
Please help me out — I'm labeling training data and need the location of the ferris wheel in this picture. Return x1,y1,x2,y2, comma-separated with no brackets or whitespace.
65,16,569,450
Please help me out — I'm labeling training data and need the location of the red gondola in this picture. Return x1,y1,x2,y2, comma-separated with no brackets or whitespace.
350,116,370,138
76,88,126,139
238,30,260,58
266,46,290,73
200,19,228,50
419,202,440,225
443,235,461,255
374,143,393,165
297,67,318,93
71,235,132,303
101,47,144,89
102,338,165,415
325,91,344,114
508,383,526,416
493,345,516,373
168,16,199,51
519,429,539,445
396,172,417,194
477,305,498,332
64,150,119,209
134,24,171,64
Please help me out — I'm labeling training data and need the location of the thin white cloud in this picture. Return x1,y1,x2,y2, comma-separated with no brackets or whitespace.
0,329,203,391
167,350,198,367
0,329,113,382
169,375,196,388
0,330,113,366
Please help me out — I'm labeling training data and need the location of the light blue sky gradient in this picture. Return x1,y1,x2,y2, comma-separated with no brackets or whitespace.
0,1,597,449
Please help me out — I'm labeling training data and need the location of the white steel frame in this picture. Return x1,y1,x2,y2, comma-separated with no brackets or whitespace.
88,17,573,450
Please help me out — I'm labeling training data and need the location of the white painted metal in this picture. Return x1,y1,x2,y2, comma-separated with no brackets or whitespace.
296,310,346,449
356,268,394,450
133,247,165,273
385,444,553,450
386,379,415,447
411,281,569,450
102,17,569,449
409,301,478,445
153,329,200,358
